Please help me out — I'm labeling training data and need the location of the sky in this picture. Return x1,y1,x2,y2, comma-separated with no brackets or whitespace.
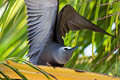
84,43,96,56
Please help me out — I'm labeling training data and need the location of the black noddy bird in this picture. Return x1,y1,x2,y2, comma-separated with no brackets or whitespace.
24,0,113,67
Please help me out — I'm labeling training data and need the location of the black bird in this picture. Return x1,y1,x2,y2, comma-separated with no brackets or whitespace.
24,0,113,67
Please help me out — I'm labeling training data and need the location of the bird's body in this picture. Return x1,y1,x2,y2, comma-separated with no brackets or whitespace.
30,40,63,66
24,0,113,66
30,40,76,66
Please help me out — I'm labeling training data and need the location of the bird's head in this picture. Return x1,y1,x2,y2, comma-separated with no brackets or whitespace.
58,46,78,64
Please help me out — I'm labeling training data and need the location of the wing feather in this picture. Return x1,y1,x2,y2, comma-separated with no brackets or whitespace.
55,5,113,44
25,0,58,56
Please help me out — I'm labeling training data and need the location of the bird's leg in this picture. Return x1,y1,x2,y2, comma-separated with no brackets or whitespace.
46,62,56,68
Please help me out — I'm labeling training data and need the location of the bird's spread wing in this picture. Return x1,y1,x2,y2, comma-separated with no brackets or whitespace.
25,0,58,56
55,5,113,44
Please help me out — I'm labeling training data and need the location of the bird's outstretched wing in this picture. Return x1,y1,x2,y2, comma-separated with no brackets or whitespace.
24,0,58,56
55,5,113,44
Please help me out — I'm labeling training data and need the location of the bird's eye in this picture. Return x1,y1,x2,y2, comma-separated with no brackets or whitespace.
64,48,68,50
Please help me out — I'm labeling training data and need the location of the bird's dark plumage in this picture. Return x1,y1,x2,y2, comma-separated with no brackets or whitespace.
24,0,113,66
25,0,58,57
55,5,113,44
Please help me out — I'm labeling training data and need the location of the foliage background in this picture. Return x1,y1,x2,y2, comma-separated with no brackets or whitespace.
0,0,120,77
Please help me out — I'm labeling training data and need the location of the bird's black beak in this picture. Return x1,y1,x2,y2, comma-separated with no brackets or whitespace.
71,46,79,51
